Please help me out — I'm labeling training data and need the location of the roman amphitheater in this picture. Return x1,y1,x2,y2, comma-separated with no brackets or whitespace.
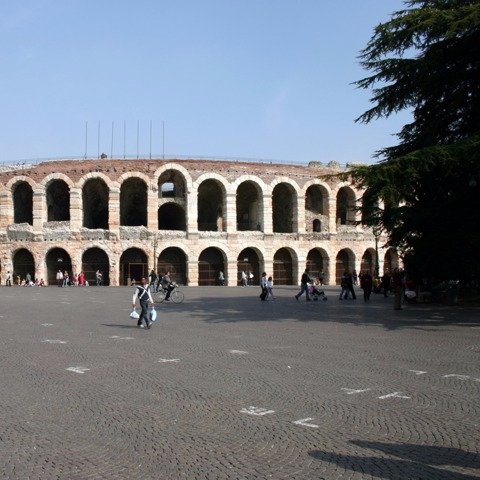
0,157,397,286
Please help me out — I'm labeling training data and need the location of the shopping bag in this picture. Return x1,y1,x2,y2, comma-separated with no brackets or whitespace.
130,307,140,319
149,306,157,322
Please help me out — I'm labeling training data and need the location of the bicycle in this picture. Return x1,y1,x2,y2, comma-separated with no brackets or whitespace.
153,283,185,304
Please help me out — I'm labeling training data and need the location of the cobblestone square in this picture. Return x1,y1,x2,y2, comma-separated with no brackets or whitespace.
1,285,479,479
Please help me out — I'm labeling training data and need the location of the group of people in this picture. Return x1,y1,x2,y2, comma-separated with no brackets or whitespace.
259,272,275,301
55,270,95,287
3,271,46,287
240,270,255,287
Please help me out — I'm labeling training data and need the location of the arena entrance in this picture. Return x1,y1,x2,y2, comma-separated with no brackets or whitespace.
306,248,328,282
198,247,225,286
361,249,376,276
46,248,72,286
82,247,110,286
119,248,148,286
237,248,260,286
335,249,355,285
13,248,35,283
157,247,187,285
273,248,294,285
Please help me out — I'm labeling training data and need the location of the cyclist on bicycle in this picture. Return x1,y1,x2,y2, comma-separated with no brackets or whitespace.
161,271,175,301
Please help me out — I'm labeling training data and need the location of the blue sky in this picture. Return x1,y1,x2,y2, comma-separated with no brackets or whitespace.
0,0,409,165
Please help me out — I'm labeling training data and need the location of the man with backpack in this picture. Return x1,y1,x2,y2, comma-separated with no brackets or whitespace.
132,277,154,329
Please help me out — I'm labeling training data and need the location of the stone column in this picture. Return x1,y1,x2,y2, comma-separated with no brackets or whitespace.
0,191,12,229
32,188,46,232
328,197,337,233
187,190,198,233
225,193,236,233
187,260,198,286
226,260,238,286
262,194,273,234
147,187,157,231
69,187,82,231
296,195,305,234
109,187,120,232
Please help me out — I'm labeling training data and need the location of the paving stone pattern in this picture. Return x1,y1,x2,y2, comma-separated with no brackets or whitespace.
0,285,479,479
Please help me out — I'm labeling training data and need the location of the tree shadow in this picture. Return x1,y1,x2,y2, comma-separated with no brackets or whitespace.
308,441,480,480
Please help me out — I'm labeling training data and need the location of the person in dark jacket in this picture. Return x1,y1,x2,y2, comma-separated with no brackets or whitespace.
360,271,373,302
295,268,312,301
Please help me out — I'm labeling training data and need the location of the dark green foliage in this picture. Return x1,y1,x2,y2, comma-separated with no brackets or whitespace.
346,0,480,282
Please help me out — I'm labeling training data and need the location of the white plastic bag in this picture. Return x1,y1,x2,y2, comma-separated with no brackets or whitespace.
130,307,140,319
149,306,157,322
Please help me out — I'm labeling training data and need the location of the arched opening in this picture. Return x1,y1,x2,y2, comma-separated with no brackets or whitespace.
158,169,186,199
83,178,109,229
361,249,375,276
306,248,328,282
336,187,356,226
198,179,225,231
46,248,72,285
237,248,261,286
384,249,399,274
198,247,225,286
46,179,70,222
272,183,296,233
13,248,35,282
82,247,110,286
119,248,148,286
305,184,328,232
236,181,262,231
13,181,33,225
158,203,186,230
157,247,187,285
120,177,147,226
361,189,379,225
273,248,294,285
335,249,355,284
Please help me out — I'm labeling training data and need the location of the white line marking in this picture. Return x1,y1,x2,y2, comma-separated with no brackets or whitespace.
228,349,248,355
341,388,371,395
110,336,134,340
378,392,411,399
66,367,90,374
443,374,470,380
42,339,67,344
41,323,54,326
240,406,275,416
293,418,319,428
408,370,427,375
157,358,180,363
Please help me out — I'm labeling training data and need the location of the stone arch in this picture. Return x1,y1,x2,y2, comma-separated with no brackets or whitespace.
82,178,109,229
335,248,356,284
198,247,227,286
119,248,148,285
157,247,188,285
272,182,298,233
305,183,329,232
237,247,263,286
13,248,35,282
153,163,193,192
46,247,72,285
12,180,33,225
306,248,329,283
46,179,70,222
157,168,188,199
158,203,186,230
120,177,148,226
336,186,356,226
82,247,110,285
273,247,296,285
361,248,376,276
236,180,264,231
197,178,227,232
384,248,399,274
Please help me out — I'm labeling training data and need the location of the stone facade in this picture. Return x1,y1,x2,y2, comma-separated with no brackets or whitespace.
0,158,396,286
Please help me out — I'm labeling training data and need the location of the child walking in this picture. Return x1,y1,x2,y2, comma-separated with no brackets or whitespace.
267,276,275,300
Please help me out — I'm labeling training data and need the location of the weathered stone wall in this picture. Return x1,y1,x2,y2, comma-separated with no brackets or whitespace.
0,158,390,285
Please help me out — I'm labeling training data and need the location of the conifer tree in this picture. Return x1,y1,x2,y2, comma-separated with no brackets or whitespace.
346,0,480,282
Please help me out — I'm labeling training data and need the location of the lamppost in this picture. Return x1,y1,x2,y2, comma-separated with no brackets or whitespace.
372,225,381,279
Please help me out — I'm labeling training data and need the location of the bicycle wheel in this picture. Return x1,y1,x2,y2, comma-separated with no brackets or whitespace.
153,290,166,303
170,289,184,303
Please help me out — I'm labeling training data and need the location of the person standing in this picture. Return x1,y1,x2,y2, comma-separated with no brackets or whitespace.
360,271,373,302
149,269,158,291
259,272,268,301
295,268,312,301
218,271,225,286
345,271,357,300
56,269,63,287
381,271,391,297
5,271,12,286
266,276,275,300
241,271,247,287
132,277,154,329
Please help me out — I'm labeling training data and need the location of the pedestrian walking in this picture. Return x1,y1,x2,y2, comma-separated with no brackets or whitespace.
5,271,12,286
56,269,63,287
95,270,103,286
241,271,247,287
132,277,154,329
218,271,225,286
266,276,275,300
295,268,312,301
259,272,268,301
360,271,373,302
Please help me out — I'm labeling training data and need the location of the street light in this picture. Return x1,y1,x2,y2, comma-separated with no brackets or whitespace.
372,225,381,279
